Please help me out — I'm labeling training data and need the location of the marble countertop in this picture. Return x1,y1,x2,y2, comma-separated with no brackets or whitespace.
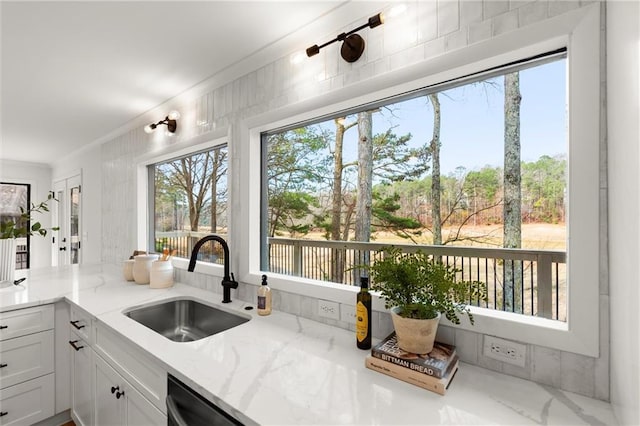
0,264,618,425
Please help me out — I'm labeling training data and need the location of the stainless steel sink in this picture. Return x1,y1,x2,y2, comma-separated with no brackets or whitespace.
124,297,250,342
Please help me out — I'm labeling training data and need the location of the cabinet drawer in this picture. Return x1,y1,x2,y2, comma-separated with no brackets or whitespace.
69,304,93,344
0,330,54,389
0,305,54,341
94,323,166,414
0,373,55,426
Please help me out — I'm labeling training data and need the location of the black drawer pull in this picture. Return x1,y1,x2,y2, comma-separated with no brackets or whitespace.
0,325,7,330
116,390,125,399
111,386,119,394
69,340,84,351
70,320,85,330
0,363,7,368
0,411,7,417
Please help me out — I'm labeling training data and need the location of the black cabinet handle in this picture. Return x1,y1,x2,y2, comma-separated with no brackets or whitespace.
0,411,7,417
69,340,84,351
60,247,67,251
0,363,7,368
0,325,7,330
70,320,85,330
111,386,125,399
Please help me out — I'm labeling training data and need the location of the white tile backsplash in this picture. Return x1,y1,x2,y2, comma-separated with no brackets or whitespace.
531,345,562,388
561,351,596,396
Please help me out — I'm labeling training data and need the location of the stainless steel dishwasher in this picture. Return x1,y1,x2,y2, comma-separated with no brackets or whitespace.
167,374,244,426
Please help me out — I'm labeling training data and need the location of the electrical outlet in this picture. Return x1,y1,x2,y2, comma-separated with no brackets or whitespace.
340,304,356,324
483,335,527,367
318,300,340,320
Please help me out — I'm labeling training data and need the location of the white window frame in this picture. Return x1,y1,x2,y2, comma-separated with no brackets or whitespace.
239,5,601,356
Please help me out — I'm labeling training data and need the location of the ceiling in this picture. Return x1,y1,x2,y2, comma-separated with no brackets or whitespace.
0,1,368,165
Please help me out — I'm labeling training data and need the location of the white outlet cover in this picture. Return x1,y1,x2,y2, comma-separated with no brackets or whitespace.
318,300,340,320
483,335,527,368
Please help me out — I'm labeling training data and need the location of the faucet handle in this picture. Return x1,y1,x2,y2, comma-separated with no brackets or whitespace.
230,272,236,282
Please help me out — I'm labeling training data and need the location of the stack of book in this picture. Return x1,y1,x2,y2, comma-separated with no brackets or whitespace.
365,332,459,395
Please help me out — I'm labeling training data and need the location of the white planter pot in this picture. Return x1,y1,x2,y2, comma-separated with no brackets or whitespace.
390,306,441,354
0,239,17,282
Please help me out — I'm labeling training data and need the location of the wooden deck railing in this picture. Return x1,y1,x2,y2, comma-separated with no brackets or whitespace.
155,232,566,321
268,238,567,322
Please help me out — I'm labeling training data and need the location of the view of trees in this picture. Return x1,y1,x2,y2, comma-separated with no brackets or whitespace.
264,58,568,302
153,147,228,256
143,57,567,318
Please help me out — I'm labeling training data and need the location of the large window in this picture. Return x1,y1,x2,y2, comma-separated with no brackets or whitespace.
262,53,568,321
148,145,228,263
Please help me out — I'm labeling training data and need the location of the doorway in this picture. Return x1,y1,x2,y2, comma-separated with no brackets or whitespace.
53,174,82,266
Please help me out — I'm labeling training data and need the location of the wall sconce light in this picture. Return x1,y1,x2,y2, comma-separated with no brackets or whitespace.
306,13,384,63
144,110,181,134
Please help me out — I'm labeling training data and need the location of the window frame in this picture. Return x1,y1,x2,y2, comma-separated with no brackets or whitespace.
241,5,601,356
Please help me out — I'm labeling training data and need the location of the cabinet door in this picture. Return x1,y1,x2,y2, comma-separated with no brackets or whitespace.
0,373,55,426
93,355,124,426
0,329,54,389
126,383,166,425
70,335,93,426
0,304,54,341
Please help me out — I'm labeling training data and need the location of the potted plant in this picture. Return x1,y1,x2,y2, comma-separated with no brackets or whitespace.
0,193,58,281
363,246,487,354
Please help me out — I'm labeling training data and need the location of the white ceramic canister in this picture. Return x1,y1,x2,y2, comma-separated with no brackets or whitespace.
132,254,159,284
123,259,135,281
150,260,174,289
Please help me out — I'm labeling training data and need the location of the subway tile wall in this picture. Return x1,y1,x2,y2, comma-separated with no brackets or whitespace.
104,0,608,401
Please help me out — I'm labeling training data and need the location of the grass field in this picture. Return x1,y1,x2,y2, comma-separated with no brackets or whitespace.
304,223,567,251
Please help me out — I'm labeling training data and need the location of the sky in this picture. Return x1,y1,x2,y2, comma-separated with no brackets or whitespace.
335,58,567,176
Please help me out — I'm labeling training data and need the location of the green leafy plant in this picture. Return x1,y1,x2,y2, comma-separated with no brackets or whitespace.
363,246,487,324
0,193,59,239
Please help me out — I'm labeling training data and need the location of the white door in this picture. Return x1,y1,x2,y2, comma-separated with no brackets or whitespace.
53,174,82,266
93,355,124,425
71,334,94,426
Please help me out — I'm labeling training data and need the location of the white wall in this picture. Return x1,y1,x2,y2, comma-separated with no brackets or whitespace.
0,159,53,268
607,1,640,424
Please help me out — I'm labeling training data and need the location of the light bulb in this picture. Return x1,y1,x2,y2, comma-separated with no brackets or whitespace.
290,52,305,65
388,4,407,18
144,124,154,134
168,110,181,120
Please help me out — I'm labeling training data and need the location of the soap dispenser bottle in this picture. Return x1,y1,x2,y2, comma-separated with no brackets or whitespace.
356,276,372,349
257,274,272,316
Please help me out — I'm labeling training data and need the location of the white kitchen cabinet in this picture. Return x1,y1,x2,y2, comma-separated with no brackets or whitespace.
93,354,165,426
0,305,54,341
0,373,54,426
68,304,96,426
0,330,54,389
0,304,55,426
69,304,93,344
94,321,166,413
69,333,93,426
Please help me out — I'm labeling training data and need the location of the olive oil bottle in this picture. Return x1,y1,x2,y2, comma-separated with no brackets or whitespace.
356,276,372,350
